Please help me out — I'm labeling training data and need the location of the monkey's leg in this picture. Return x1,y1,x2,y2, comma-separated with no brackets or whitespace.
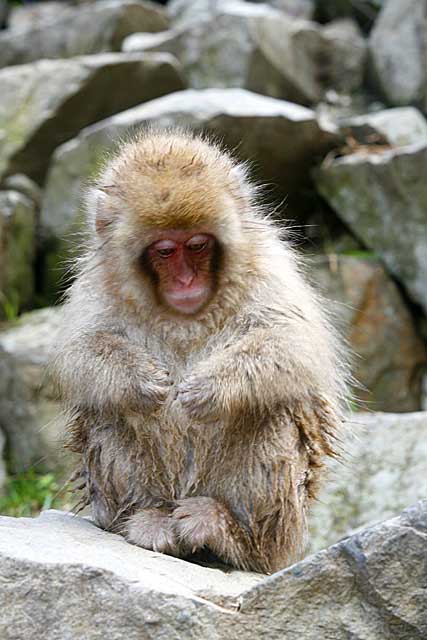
125,508,181,555
172,497,266,572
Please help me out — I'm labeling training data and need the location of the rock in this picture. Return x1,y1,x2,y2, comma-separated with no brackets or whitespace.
249,0,314,19
315,143,427,315
0,308,66,473
8,1,69,33
311,256,426,412
0,347,8,495
0,0,169,68
0,191,36,318
168,0,314,24
0,52,185,185
0,424,5,493
1,174,42,207
369,0,427,111
0,502,426,638
340,107,427,148
124,1,366,104
310,412,427,553
40,87,338,299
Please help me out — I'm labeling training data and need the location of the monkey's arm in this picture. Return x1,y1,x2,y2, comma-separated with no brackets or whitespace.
178,323,342,421
53,329,170,412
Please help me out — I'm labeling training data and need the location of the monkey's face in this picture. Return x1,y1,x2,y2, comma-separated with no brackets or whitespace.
144,229,218,315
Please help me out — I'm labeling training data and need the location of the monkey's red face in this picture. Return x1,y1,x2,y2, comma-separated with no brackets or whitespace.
145,230,218,315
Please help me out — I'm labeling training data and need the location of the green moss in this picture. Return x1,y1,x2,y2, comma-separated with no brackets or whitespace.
0,289,20,321
340,249,377,259
0,469,66,517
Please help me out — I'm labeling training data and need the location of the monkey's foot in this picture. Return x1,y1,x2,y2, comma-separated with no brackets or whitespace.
125,508,179,555
172,496,234,553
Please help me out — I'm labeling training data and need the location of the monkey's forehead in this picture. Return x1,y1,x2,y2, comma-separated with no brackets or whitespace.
97,133,245,232
109,130,237,180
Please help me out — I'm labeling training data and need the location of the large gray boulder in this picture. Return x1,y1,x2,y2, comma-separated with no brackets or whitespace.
124,0,366,104
0,191,36,318
369,0,427,111
310,411,427,552
168,0,314,24
0,502,426,638
0,52,185,185
311,256,426,412
340,106,427,148
0,423,5,493
40,87,338,299
315,142,427,315
0,0,169,68
0,349,8,494
0,308,65,473
248,0,314,18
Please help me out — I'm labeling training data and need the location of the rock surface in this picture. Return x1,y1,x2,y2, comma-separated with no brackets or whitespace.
369,0,427,111
0,502,426,639
1,174,42,207
124,0,366,104
0,190,36,317
40,87,338,298
0,0,169,68
310,411,427,552
0,308,65,473
340,106,427,148
0,52,185,184
0,423,5,493
249,0,314,19
316,142,427,314
311,255,427,411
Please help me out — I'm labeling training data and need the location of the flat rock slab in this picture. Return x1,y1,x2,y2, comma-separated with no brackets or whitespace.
125,0,366,104
0,0,169,68
0,502,426,639
315,142,427,314
311,257,426,411
0,308,65,472
0,52,185,184
310,411,427,551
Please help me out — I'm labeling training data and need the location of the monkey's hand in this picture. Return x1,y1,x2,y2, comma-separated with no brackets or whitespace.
176,346,260,420
115,356,172,413
177,325,340,422
54,330,172,413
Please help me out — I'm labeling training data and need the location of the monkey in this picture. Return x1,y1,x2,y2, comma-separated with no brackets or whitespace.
52,129,348,574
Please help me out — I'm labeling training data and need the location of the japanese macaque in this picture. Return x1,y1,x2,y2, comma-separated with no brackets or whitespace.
52,129,348,574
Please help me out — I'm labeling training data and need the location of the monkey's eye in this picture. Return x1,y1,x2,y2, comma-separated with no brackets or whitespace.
186,234,212,253
187,241,208,253
156,247,175,258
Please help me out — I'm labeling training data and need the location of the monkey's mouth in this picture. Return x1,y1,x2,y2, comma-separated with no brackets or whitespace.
164,287,210,314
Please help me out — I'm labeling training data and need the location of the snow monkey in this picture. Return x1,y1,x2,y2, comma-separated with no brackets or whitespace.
53,129,348,574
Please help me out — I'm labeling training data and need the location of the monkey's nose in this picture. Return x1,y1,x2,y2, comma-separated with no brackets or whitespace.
176,256,195,286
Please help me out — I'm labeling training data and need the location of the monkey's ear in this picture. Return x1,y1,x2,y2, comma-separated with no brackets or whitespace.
85,187,114,235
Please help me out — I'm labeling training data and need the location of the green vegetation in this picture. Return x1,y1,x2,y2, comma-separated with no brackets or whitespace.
0,469,66,517
0,289,20,321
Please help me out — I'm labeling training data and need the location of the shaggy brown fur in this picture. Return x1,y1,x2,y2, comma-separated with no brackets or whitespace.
53,129,348,574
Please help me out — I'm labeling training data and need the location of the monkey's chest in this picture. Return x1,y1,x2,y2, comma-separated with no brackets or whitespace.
89,409,227,502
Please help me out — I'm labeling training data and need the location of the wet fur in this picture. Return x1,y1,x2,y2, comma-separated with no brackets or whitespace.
53,129,348,574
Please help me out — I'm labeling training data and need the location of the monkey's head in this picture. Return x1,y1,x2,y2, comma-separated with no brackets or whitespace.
86,130,264,320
